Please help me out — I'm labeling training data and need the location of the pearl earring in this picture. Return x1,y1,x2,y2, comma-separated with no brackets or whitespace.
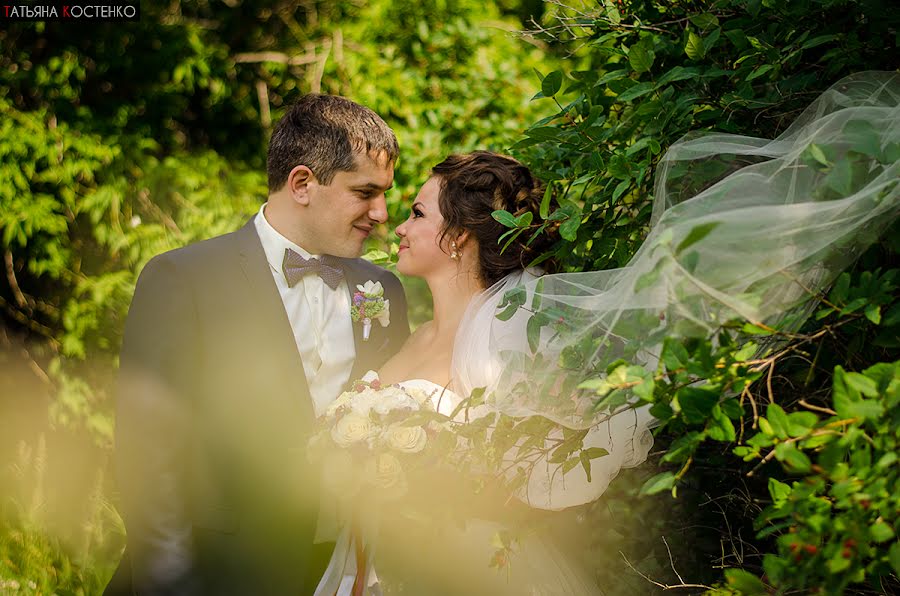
450,241,460,261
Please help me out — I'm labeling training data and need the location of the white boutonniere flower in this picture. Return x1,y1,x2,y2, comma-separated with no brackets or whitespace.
351,280,390,341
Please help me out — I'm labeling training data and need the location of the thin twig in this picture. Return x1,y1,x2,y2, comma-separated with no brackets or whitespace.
619,550,713,591
233,51,319,66
5,250,30,310
798,399,836,416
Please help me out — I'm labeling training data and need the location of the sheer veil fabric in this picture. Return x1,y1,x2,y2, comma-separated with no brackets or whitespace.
451,71,899,509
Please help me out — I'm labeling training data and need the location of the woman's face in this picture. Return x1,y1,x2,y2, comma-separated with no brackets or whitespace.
395,176,452,278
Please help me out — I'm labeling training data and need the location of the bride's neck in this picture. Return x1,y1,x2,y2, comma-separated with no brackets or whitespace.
426,270,483,339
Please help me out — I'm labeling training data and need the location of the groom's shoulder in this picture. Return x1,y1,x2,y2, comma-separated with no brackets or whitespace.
139,221,250,278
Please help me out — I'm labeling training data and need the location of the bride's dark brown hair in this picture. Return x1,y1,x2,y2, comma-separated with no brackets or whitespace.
432,151,559,287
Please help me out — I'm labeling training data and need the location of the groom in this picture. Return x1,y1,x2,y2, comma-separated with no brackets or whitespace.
105,95,409,595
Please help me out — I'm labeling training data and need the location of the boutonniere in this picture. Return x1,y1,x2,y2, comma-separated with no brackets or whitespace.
351,280,390,341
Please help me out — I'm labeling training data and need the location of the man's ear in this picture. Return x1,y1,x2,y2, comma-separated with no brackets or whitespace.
287,165,315,206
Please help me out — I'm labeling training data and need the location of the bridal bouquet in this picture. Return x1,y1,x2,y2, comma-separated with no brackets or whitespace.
309,377,442,501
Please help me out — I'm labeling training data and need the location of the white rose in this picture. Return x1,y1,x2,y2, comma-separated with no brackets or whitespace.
384,424,428,453
372,387,417,415
365,453,407,497
348,388,381,417
331,413,372,446
356,280,384,298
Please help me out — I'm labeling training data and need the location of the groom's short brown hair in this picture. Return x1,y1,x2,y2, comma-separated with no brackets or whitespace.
266,94,399,192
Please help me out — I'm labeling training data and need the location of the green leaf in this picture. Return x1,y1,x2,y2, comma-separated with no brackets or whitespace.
774,442,812,473
685,31,706,60
657,66,702,85
864,304,881,325
708,405,736,441
539,182,552,219
612,179,631,201
801,34,838,50
639,471,676,495
746,64,775,82
768,477,791,506
808,143,830,167
677,386,719,424
889,542,900,575
766,404,790,439
541,70,563,97
628,42,655,74
526,313,546,354
676,222,720,255
492,209,518,228
559,214,581,241
689,13,719,30
870,521,895,543
617,82,656,102
724,568,767,595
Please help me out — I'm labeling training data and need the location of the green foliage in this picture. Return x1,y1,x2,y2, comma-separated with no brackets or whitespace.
513,0,898,272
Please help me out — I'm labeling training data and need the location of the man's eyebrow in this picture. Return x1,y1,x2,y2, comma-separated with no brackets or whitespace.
352,182,393,191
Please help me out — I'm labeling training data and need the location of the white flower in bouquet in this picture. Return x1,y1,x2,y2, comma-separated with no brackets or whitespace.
383,424,428,454
365,452,407,497
331,412,373,447
372,386,419,415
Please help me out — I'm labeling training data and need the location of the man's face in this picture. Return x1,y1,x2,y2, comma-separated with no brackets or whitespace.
303,151,394,257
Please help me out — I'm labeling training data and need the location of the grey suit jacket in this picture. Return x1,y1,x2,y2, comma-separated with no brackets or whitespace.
105,217,409,595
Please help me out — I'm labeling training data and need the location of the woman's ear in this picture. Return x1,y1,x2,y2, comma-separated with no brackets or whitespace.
454,230,472,249
287,165,315,206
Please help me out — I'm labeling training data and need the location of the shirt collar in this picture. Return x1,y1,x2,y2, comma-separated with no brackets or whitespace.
254,203,319,275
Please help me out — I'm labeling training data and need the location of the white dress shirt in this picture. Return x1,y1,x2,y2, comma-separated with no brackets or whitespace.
254,204,355,416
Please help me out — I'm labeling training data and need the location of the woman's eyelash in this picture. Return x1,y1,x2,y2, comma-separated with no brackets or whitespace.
412,208,423,218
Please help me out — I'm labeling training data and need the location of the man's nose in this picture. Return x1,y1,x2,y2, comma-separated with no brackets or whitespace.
369,194,388,224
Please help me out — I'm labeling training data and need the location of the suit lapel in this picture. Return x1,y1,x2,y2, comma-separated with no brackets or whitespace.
235,217,315,421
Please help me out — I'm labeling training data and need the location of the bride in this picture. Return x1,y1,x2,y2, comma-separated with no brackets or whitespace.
317,71,899,594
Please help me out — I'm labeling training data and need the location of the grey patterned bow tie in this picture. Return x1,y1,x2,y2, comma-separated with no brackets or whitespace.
282,249,344,290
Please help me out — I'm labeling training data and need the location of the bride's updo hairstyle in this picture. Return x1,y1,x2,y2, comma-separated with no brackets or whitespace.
431,151,559,287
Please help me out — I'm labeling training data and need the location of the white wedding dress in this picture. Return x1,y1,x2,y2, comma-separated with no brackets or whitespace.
315,372,608,596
